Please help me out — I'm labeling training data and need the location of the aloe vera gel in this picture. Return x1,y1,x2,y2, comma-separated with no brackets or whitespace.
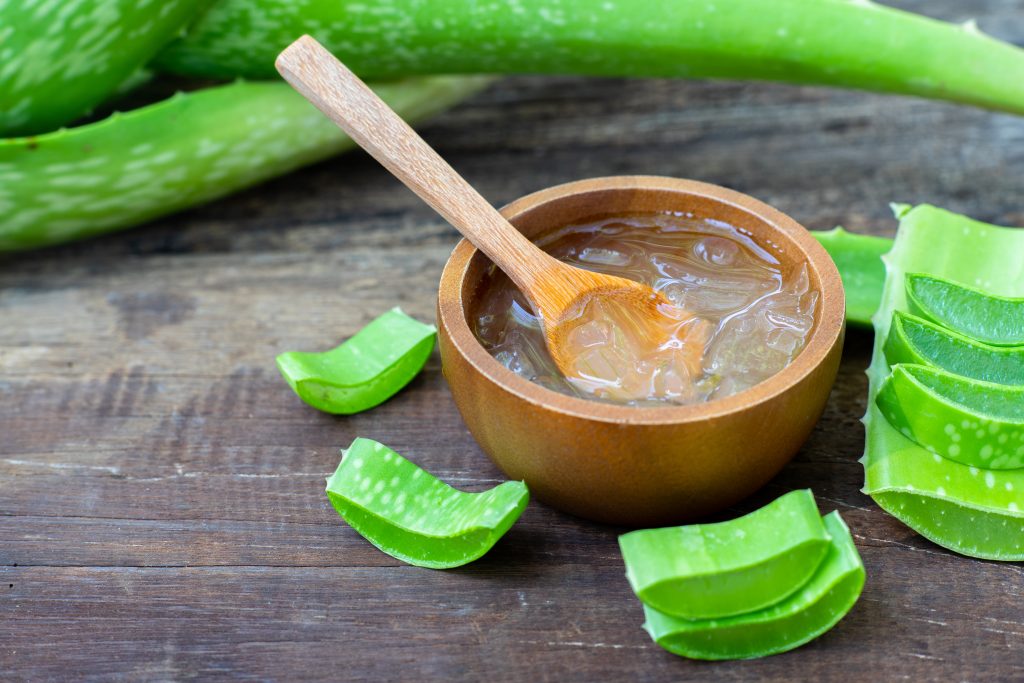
474,214,817,406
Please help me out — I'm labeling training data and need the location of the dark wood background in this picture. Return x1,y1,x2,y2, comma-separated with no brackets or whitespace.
3,1,1023,680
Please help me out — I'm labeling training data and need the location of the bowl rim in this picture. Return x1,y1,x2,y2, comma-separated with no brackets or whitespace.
438,175,845,426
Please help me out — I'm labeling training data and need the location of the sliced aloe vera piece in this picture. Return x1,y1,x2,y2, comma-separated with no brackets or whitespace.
642,512,864,661
325,438,529,569
884,311,1024,385
864,204,1024,560
906,273,1024,346
619,490,830,620
276,308,435,415
877,365,1024,470
812,227,891,327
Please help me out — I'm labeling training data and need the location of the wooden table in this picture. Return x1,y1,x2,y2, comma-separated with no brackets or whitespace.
3,2,1023,679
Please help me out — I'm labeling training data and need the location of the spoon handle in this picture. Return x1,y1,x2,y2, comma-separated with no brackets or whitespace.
275,36,551,296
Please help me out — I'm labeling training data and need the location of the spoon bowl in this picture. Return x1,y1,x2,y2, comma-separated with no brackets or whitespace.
438,176,845,525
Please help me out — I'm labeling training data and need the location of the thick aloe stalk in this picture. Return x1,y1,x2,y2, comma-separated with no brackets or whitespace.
0,0,211,136
0,76,490,251
155,0,1024,115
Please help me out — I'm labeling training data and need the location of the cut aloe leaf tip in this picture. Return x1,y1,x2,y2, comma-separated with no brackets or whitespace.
325,438,529,569
276,307,436,415
812,227,891,327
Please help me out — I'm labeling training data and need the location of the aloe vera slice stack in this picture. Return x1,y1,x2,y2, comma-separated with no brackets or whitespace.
326,438,529,569
619,490,831,620
620,493,864,660
864,205,1024,561
642,512,864,661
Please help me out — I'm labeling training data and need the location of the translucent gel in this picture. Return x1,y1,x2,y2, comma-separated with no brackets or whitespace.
473,213,819,407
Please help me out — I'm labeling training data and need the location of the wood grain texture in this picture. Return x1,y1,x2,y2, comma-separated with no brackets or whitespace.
3,1,1024,679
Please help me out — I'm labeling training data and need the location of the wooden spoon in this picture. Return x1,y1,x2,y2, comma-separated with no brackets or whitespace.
275,36,672,377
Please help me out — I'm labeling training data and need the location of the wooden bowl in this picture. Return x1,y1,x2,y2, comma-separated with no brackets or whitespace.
437,176,844,526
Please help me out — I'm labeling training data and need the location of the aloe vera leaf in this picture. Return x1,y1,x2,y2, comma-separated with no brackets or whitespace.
642,512,864,661
0,76,490,251
276,308,435,415
884,311,1024,386
0,0,210,136
812,227,891,326
867,489,1023,561
154,0,1024,115
619,490,831,620
325,438,529,569
906,273,1024,347
863,204,1024,560
877,365,1024,470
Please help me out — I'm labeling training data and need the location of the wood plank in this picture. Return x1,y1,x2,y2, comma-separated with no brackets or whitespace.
3,0,1024,678
3,551,1022,682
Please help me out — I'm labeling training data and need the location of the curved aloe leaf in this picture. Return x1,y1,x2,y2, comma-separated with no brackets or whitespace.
865,457,1024,561
0,0,210,136
642,512,864,661
907,273,1024,347
154,0,1024,115
619,490,831,620
0,76,491,251
863,204,1024,560
884,311,1024,385
276,308,435,415
326,438,529,569
877,365,1024,470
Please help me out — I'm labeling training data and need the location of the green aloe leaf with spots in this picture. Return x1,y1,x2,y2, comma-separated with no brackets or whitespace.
154,0,1024,117
863,204,1024,561
884,310,1024,385
0,0,211,136
326,438,529,569
877,364,1024,470
0,76,491,251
